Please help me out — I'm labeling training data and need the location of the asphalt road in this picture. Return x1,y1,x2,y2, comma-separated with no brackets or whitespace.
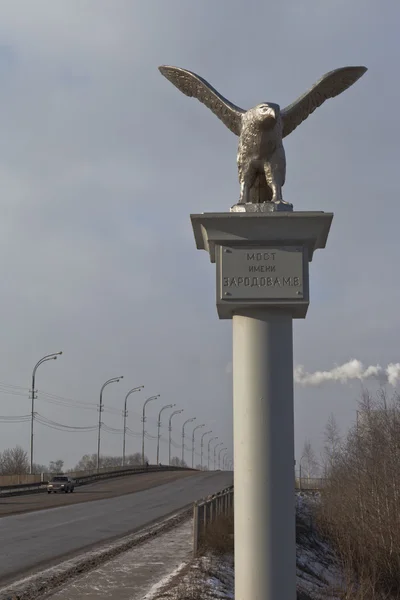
0,470,195,518
0,471,232,585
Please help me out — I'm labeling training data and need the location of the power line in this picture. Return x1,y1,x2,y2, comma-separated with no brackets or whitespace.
0,381,163,426
35,413,98,432
0,381,29,392
0,407,189,456
0,414,31,422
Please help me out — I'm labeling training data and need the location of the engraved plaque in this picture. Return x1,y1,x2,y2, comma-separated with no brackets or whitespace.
219,246,304,301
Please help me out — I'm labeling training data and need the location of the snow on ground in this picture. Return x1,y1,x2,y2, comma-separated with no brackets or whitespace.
150,494,344,600
42,493,343,600
296,492,344,599
47,519,193,600
150,554,234,600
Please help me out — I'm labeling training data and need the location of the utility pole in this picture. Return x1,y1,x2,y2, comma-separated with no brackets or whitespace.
200,430,212,470
98,376,123,471
122,386,143,466
181,418,195,465
141,395,160,464
30,352,62,474
157,404,175,464
168,409,183,465
191,423,205,468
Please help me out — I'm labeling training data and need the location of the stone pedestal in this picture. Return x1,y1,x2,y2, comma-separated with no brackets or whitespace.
191,208,333,600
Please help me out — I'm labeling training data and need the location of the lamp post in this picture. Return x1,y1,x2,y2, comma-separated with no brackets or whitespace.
214,442,223,470
168,409,183,465
207,436,218,471
122,386,144,466
142,394,160,464
182,418,196,465
98,376,123,470
157,403,175,464
191,424,205,468
30,351,63,474
200,430,212,470
218,448,227,470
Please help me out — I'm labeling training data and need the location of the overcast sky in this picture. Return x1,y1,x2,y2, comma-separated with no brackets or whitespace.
0,0,398,470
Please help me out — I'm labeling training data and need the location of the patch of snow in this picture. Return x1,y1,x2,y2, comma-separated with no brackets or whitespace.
143,562,188,600
152,494,344,600
45,519,193,600
296,493,344,599
153,555,234,600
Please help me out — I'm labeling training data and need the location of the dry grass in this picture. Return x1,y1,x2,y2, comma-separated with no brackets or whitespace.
167,555,234,600
318,390,400,599
154,511,234,599
198,513,234,556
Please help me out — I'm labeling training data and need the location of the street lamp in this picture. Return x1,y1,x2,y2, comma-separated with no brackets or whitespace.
122,386,144,466
182,418,196,465
30,351,63,474
98,376,123,470
191,424,205,468
142,394,160,464
218,448,227,470
207,436,218,471
213,442,223,470
200,430,212,470
169,409,183,465
157,404,175,465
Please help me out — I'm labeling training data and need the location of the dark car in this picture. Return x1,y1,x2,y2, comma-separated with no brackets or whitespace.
47,476,75,494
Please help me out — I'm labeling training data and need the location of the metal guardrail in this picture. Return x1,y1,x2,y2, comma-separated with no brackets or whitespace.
295,477,326,491
0,465,192,498
193,485,234,555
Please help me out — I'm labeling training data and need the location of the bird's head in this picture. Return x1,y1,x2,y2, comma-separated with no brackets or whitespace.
253,102,280,128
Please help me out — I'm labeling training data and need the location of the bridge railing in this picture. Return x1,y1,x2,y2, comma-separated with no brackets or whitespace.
193,485,234,555
295,477,326,490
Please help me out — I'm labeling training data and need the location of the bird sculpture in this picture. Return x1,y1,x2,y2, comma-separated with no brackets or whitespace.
159,65,367,206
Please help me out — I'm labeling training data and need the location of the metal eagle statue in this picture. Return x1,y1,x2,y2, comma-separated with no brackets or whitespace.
159,65,367,206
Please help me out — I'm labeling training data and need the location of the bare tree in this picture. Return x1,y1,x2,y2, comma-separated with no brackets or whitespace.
322,413,341,475
74,453,146,472
101,456,122,469
32,462,47,474
0,446,29,475
74,454,97,472
48,459,64,474
170,456,187,467
125,452,143,465
319,389,400,596
301,439,319,478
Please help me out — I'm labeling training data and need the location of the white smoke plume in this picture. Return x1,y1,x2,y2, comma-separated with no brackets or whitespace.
294,359,400,388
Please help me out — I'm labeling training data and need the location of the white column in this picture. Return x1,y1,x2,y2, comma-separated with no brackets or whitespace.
233,308,296,600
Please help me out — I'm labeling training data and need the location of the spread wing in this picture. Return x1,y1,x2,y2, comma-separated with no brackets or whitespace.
159,65,245,136
282,66,367,138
